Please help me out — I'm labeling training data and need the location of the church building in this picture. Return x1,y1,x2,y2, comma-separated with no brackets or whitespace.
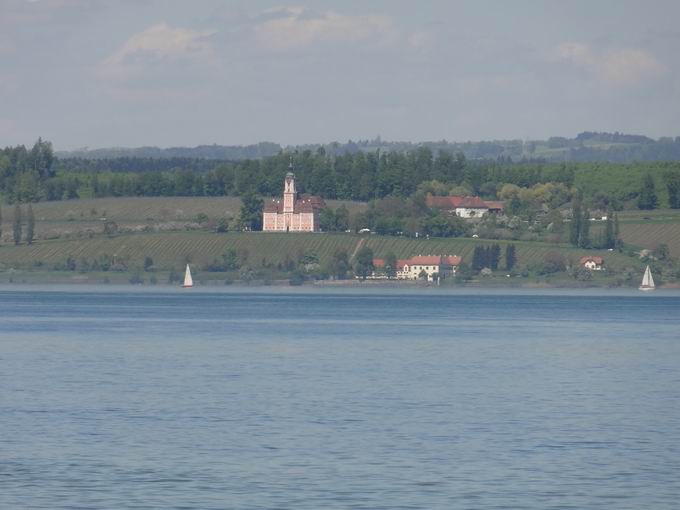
262,169,325,232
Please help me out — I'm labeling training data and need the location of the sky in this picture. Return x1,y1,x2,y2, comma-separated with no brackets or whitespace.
1,0,679,150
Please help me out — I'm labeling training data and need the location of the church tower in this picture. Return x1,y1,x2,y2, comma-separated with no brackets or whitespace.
283,159,296,214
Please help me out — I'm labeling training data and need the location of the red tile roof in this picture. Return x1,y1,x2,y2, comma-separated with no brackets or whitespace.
579,256,604,265
263,195,326,214
484,200,505,211
407,255,443,266
425,194,501,211
373,255,462,272
442,255,462,266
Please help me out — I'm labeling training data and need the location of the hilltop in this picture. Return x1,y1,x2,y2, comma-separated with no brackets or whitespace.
55,131,680,164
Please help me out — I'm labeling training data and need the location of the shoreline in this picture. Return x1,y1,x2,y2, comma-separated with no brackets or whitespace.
0,274,677,291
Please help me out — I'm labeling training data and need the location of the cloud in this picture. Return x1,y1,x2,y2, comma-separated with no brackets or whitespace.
548,42,666,86
600,49,666,85
253,7,398,50
548,42,595,67
99,22,216,80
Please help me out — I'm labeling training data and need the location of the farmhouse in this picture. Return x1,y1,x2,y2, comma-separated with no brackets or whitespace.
580,256,605,271
426,195,504,218
263,169,325,232
371,255,462,282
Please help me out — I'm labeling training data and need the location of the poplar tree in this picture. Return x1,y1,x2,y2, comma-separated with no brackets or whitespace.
12,203,21,245
489,244,501,270
0,205,3,242
570,193,582,246
579,208,591,248
505,244,517,271
384,252,398,278
665,171,680,209
26,204,35,245
638,173,658,210
604,208,615,249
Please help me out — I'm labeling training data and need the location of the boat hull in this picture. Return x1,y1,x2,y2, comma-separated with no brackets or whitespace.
639,286,655,291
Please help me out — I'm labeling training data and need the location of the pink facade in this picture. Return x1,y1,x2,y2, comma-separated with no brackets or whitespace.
262,172,324,232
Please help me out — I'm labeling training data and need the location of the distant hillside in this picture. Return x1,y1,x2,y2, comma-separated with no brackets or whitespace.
55,132,680,163
56,142,282,161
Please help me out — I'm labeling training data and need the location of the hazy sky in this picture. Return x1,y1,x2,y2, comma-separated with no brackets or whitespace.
1,0,679,150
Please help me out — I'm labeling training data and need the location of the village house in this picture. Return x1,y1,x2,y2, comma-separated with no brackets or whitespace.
262,169,325,232
371,255,462,282
426,195,504,218
580,256,605,271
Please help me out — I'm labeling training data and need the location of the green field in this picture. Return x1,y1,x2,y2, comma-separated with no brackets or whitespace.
590,209,680,256
0,196,367,242
0,230,637,274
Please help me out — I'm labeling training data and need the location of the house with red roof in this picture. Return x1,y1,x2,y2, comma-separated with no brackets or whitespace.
371,254,462,281
579,256,605,271
426,194,504,218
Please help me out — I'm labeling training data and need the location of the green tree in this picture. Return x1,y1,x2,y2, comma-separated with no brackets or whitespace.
489,244,501,271
222,249,240,270
0,205,3,242
239,192,263,230
505,244,517,271
604,208,615,249
614,213,622,249
215,217,229,233
335,205,350,231
638,173,658,210
319,207,336,231
12,203,22,245
472,245,485,271
327,249,350,279
664,171,680,209
570,193,582,246
25,203,34,245
384,252,398,278
542,251,566,274
579,208,591,248
354,246,374,280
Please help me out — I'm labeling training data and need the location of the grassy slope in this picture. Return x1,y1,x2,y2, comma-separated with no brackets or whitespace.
0,231,635,272
591,209,680,256
0,196,367,241
0,196,672,275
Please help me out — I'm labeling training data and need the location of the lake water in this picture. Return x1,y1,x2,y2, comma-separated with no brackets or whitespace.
1,287,679,509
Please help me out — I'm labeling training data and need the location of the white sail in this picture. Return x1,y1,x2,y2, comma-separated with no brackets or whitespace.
183,264,193,288
639,265,655,291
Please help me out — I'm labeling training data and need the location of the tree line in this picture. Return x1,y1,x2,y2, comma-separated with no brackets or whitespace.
4,140,680,216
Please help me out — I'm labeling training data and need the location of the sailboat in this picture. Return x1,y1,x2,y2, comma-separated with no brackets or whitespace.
182,264,194,288
639,265,655,291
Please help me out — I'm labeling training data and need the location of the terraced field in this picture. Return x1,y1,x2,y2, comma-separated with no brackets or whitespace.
617,222,680,256
592,209,680,256
0,231,636,272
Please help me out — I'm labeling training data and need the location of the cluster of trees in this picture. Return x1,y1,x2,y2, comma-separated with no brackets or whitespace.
636,171,680,210
0,204,35,245
5,139,581,203
569,193,622,250
5,139,680,216
343,195,469,238
471,244,516,272
0,139,56,203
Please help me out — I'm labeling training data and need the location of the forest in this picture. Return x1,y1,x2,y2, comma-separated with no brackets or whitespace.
3,139,680,213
